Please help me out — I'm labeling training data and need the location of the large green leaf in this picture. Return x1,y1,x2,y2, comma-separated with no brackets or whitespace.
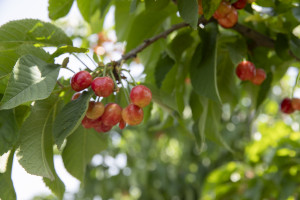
125,5,177,52
0,44,51,79
53,90,93,149
62,126,108,181
168,30,194,60
48,0,74,20
0,54,60,110
190,24,221,103
76,0,96,22
202,0,222,20
0,150,16,200
256,72,273,109
154,53,175,88
16,96,61,180
0,110,19,156
289,36,300,60
145,0,170,11
177,0,198,29
0,19,72,49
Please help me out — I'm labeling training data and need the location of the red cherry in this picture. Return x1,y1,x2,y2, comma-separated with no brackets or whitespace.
198,0,203,15
281,98,295,114
213,1,232,19
122,104,144,126
71,92,81,100
82,116,95,129
91,77,114,97
217,9,238,28
251,68,266,85
86,101,105,120
233,0,247,9
130,85,152,108
101,103,122,127
292,98,300,111
119,119,126,130
94,120,112,133
236,61,256,81
71,71,92,92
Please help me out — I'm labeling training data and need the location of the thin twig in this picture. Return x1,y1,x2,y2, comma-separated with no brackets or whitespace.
56,81,64,89
72,53,93,71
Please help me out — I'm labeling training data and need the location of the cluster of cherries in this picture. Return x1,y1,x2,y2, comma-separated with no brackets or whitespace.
70,70,152,133
280,98,300,114
198,0,255,28
235,61,267,85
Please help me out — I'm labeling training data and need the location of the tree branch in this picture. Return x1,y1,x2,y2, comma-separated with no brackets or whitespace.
117,17,211,64
117,17,300,64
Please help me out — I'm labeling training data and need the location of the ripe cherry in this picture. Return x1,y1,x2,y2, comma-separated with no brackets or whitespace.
101,103,122,127
213,1,238,28
94,120,112,133
122,104,144,126
251,68,266,85
91,77,114,97
291,98,300,111
281,98,294,114
236,61,256,81
130,85,152,108
71,71,93,92
81,116,95,129
86,101,105,120
71,92,81,100
233,0,247,9
198,0,203,15
119,119,126,130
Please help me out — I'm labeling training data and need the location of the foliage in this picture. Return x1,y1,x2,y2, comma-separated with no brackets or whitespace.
0,0,300,199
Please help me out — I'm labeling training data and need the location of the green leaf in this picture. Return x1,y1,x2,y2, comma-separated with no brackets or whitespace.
0,150,16,200
177,0,198,29
154,53,175,88
289,36,300,60
0,54,60,110
48,0,74,20
202,0,222,20
256,72,273,109
50,45,89,60
130,0,139,13
0,19,72,49
0,44,51,79
168,30,194,60
53,90,93,149
62,126,108,181
125,5,176,52
0,110,19,156
190,24,221,103
16,96,61,180
145,0,170,11
275,34,290,59
77,0,104,22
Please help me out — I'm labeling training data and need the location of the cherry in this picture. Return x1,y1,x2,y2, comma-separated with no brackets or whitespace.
130,85,152,108
71,92,81,100
71,71,92,92
291,98,300,110
91,77,114,97
81,116,95,129
94,120,112,133
101,103,122,126
122,104,144,126
236,61,256,81
233,0,247,9
198,0,203,15
213,1,238,28
86,101,105,120
280,98,294,114
251,68,266,85
119,119,126,130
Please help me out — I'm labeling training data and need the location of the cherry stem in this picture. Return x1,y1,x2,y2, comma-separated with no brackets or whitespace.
65,67,75,74
85,53,98,68
72,53,93,71
292,71,300,98
109,69,119,91
122,69,137,86
103,65,107,76
119,78,130,105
